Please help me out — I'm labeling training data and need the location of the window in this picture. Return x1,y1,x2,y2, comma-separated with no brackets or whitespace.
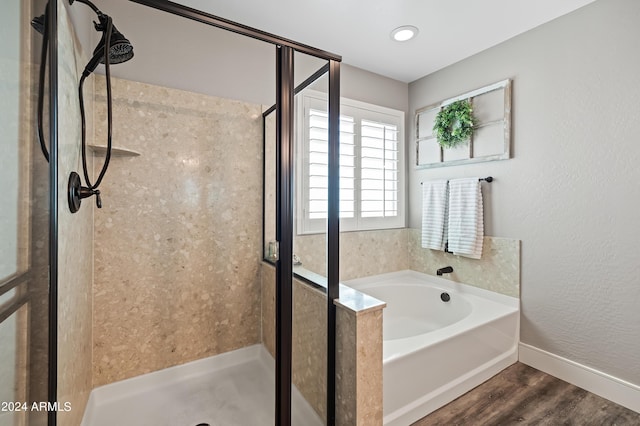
297,91,405,234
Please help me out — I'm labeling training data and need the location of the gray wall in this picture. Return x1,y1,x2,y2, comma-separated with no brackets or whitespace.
341,64,408,112
408,0,640,386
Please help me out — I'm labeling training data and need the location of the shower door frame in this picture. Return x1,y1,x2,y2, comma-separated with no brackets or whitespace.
124,2,343,425
48,2,60,426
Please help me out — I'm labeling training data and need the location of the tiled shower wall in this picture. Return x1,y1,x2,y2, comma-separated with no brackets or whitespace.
261,262,384,425
92,77,264,386
57,2,94,425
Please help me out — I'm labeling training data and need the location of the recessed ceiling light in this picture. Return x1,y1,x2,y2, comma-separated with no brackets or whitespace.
391,25,419,42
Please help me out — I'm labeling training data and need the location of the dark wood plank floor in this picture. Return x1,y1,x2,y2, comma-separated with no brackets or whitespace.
412,362,640,426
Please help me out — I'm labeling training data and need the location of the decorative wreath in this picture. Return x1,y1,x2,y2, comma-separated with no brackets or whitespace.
433,99,475,149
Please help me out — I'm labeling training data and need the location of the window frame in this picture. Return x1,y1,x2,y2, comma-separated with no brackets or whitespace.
296,90,405,235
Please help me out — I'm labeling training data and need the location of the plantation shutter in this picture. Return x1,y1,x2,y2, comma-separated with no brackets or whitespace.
307,108,355,219
360,120,399,218
298,91,404,234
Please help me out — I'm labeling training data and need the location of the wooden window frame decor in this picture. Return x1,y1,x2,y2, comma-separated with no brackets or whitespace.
415,79,512,168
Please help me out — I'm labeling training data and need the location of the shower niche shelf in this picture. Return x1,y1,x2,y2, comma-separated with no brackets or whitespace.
88,144,140,157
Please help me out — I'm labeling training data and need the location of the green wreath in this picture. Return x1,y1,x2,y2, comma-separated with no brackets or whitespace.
433,100,475,149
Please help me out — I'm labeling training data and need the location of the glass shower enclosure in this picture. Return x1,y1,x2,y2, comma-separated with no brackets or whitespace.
34,0,342,424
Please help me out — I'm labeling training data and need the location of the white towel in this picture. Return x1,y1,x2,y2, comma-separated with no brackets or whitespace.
421,180,449,250
447,178,484,259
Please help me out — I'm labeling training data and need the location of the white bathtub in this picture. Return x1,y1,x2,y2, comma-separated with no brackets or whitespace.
345,270,519,426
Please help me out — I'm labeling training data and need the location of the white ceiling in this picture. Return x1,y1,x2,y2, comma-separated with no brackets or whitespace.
176,0,597,83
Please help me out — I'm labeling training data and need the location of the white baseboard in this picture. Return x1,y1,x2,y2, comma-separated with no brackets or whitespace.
519,343,640,414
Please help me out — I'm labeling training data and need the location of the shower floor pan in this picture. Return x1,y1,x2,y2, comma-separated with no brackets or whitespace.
81,344,322,426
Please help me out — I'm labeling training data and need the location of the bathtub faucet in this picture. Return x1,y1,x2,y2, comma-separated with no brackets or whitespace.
436,266,454,276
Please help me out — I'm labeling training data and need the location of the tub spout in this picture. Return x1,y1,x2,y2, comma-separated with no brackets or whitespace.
436,266,454,276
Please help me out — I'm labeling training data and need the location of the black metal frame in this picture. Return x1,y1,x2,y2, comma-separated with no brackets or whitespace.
275,45,294,425
326,59,340,425
263,63,330,117
262,59,341,424
129,0,341,62
47,1,59,425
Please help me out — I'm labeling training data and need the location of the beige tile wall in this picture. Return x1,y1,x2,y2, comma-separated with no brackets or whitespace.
260,263,276,357
92,77,264,386
17,4,51,419
261,262,384,425
295,228,520,297
294,228,409,281
292,278,328,421
261,263,328,422
336,307,383,426
408,229,520,297
57,2,94,424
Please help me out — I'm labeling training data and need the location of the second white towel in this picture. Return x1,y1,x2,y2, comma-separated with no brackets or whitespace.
447,178,484,259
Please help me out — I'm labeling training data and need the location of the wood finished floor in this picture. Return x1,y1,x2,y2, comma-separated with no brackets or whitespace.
412,362,640,426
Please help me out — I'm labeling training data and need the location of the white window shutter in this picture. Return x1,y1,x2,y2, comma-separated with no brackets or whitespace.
307,109,355,219
299,91,405,234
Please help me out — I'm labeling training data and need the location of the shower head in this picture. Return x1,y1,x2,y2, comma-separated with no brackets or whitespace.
83,14,134,76
31,13,46,35
93,19,134,65
31,1,134,76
